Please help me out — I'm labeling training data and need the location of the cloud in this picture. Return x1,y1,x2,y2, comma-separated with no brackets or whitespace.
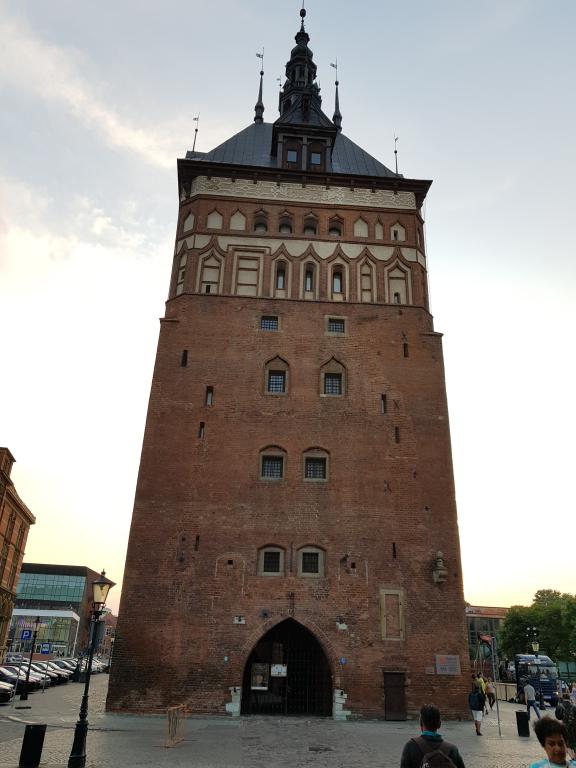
0,14,184,168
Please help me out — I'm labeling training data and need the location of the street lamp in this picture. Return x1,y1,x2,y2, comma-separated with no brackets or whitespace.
529,630,545,709
20,616,41,701
68,570,114,768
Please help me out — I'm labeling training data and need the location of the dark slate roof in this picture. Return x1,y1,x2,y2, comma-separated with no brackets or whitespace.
185,122,398,178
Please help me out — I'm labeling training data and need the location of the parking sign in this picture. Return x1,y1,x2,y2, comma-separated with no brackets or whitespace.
40,642,51,654
21,629,32,640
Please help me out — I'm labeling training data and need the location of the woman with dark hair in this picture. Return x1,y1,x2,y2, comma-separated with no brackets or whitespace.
529,716,576,768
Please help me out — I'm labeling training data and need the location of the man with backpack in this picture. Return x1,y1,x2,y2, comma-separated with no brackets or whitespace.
400,703,466,768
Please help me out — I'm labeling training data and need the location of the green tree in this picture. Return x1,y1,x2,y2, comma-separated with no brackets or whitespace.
498,591,576,661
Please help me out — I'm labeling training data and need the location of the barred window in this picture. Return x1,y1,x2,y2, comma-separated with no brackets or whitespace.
305,457,326,479
268,371,286,393
263,551,281,573
301,552,320,574
327,318,345,334
260,316,279,331
261,456,284,479
324,373,342,395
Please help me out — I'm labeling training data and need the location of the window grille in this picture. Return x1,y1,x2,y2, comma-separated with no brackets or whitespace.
305,457,326,479
327,318,345,333
268,371,286,393
262,456,283,479
261,316,279,331
324,373,342,395
301,552,320,573
263,551,281,573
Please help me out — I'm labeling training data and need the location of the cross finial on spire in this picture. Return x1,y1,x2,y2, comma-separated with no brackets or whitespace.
254,49,265,123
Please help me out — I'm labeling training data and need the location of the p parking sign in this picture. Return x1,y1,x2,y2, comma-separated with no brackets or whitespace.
21,629,32,640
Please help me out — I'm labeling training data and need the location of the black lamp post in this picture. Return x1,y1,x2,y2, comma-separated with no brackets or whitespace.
68,570,114,768
20,616,41,701
531,637,545,709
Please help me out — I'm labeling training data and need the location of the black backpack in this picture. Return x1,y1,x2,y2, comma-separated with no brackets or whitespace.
413,736,458,768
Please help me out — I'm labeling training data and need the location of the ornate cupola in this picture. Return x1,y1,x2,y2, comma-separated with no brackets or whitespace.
272,8,338,172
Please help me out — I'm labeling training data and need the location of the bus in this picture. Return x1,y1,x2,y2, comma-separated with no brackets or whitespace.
514,654,559,704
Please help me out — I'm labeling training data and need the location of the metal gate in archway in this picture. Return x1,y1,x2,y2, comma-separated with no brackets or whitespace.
241,618,332,716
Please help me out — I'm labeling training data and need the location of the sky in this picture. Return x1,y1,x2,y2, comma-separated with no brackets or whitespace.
1,0,575,616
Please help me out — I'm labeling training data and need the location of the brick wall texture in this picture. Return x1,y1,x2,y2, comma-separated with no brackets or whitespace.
107,188,471,719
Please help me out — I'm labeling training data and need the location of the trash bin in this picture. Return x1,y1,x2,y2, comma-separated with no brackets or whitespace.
19,723,47,768
516,709,530,737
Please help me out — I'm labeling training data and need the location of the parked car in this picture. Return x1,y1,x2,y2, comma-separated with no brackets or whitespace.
30,663,62,685
0,667,25,692
3,665,47,689
52,659,77,674
0,679,15,703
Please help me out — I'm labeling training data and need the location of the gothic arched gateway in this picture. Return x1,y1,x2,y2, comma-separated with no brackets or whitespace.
241,619,333,716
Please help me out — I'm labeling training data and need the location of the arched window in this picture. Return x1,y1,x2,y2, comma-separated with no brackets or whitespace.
328,220,342,237
303,215,318,236
297,546,325,577
332,267,343,295
253,210,268,233
183,212,195,233
305,265,314,293
320,357,346,396
391,222,406,241
279,215,293,235
258,546,285,576
175,252,187,296
259,446,286,481
303,448,329,482
359,261,375,303
387,265,410,305
199,254,222,294
276,263,286,290
264,356,289,396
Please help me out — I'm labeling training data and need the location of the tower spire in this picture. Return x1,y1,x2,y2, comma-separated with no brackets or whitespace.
254,49,265,123
331,60,342,131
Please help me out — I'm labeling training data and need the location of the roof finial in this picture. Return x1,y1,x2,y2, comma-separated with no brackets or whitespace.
300,1,306,30
192,114,200,152
331,60,342,131
394,133,399,175
254,49,265,123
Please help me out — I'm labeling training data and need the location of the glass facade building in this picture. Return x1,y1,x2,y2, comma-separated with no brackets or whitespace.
16,572,86,604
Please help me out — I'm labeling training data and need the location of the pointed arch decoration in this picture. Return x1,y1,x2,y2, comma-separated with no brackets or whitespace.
196,251,224,295
384,258,413,305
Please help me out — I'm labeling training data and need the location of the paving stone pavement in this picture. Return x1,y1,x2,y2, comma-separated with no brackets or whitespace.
0,676,549,767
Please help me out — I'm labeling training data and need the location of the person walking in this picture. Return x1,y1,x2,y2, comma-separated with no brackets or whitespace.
468,684,486,736
485,677,496,710
400,704,466,767
525,681,542,720
556,696,576,753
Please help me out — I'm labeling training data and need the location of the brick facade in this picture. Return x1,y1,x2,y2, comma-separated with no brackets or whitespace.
108,14,470,720
0,448,35,662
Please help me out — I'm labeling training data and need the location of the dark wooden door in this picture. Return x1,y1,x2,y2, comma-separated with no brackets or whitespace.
383,671,407,720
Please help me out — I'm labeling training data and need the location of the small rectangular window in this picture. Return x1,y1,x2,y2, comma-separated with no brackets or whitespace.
301,552,319,574
261,456,284,479
260,315,279,331
327,318,345,334
198,422,205,439
205,386,214,406
310,152,322,165
268,371,286,393
403,343,409,358
324,373,342,395
395,426,400,444
263,551,281,573
287,149,298,163
381,394,387,414
181,350,188,367
305,457,326,479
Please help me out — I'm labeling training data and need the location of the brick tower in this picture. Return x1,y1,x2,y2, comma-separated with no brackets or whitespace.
108,8,470,719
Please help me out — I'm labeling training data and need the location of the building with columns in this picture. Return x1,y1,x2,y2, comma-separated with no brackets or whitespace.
108,8,470,719
0,448,35,663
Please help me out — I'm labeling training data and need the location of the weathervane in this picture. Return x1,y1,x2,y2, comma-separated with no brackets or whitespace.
330,58,338,83
394,133,399,175
192,114,200,153
256,47,264,75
